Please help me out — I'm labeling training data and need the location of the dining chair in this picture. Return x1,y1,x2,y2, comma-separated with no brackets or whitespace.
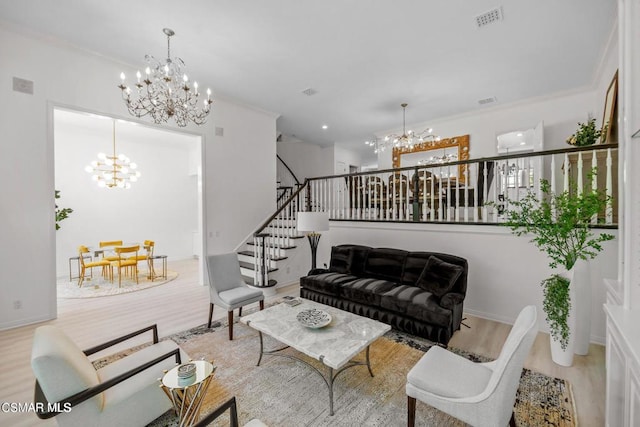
112,245,140,287
99,240,123,262
206,253,265,340
406,305,537,427
77,246,112,287
128,240,154,277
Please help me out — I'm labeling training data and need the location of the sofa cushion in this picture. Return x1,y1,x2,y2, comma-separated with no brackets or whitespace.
402,253,432,286
363,248,407,282
340,278,397,305
416,256,464,297
348,245,372,276
300,272,358,296
380,285,452,327
329,246,353,274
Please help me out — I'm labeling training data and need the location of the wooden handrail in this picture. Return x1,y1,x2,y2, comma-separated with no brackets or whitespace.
277,154,301,185
254,180,308,235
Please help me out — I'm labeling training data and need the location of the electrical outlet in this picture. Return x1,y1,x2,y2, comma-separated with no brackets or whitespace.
13,300,22,310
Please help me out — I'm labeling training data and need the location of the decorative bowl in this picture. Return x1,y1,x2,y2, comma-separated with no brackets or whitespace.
177,362,196,379
296,308,332,328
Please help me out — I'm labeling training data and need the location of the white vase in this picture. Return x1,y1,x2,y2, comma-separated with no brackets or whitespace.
548,268,576,367
572,259,591,355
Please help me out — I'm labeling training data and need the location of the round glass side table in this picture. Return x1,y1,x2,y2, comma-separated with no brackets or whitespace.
160,360,216,427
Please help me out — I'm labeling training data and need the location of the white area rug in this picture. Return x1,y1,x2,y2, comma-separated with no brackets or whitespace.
57,269,178,298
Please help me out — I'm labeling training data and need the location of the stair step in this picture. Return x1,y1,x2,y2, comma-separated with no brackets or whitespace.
237,250,288,261
243,276,278,288
239,261,278,273
247,241,297,250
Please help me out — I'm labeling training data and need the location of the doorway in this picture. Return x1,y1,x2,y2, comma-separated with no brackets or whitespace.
53,108,204,294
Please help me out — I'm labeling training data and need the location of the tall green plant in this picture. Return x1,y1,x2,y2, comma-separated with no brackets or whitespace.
502,172,614,349
503,177,614,270
55,190,73,230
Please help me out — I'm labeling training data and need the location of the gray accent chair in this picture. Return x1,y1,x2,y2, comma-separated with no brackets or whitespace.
31,324,188,427
406,305,537,427
206,253,265,340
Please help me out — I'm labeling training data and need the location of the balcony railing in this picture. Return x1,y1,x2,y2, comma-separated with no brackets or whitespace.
305,143,618,226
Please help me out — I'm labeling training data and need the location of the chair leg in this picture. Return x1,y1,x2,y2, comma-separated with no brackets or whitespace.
259,300,264,310
509,411,516,427
78,266,85,288
228,310,234,340
208,303,214,328
238,307,242,317
407,396,416,427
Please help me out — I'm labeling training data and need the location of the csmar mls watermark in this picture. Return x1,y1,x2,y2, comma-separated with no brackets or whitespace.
1,402,72,413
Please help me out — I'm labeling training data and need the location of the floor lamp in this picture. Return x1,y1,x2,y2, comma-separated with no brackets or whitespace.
297,211,330,270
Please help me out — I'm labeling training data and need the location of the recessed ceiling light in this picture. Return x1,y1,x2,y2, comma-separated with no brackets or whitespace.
516,132,523,137
322,125,328,130
520,142,526,145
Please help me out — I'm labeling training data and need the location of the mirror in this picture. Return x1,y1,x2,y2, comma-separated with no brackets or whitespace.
392,135,470,183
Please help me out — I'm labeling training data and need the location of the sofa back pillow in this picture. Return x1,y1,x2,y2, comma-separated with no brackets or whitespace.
329,246,353,274
416,256,464,297
363,248,407,282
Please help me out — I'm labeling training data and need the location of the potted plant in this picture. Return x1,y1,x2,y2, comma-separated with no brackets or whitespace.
566,118,608,146
501,173,614,366
55,190,73,230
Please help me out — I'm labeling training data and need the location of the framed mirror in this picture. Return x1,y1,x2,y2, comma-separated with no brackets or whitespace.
392,135,470,183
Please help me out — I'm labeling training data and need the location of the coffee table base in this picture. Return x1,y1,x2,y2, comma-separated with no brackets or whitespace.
255,331,374,416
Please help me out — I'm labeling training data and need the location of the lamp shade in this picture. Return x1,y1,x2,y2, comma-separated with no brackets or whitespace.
297,211,330,232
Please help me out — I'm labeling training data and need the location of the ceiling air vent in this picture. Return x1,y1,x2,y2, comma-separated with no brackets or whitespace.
301,88,317,96
478,96,497,105
475,7,503,28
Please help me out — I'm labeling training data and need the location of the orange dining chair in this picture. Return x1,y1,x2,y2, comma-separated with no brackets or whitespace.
128,240,154,278
99,240,123,262
111,245,140,287
77,246,113,287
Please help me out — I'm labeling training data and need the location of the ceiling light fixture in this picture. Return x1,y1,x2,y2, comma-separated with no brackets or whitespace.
84,121,141,189
365,103,440,154
322,124,328,129
118,28,213,127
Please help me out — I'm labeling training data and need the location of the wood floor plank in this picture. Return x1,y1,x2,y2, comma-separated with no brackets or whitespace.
0,259,604,426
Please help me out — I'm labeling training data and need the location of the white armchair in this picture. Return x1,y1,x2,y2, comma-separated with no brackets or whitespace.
406,305,537,427
31,324,189,427
206,253,265,340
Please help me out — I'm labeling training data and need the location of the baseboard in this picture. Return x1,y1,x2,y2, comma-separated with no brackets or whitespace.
465,308,606,347
0,313,56,331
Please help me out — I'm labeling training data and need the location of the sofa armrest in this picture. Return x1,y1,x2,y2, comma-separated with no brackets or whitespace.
306,268,330,276
440,292,465,309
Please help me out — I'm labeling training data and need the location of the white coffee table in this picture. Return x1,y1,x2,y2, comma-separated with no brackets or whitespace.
240,299,391,415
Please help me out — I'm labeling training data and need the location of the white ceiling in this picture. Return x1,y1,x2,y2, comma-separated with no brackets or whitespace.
0,1,616,161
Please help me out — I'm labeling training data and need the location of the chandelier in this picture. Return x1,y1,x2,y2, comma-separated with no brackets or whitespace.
365,103,440,153
118,28,213,127
84,121,141,189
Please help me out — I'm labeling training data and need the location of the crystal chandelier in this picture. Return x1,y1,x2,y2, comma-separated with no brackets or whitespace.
365,103,440,153
84,121,141,189
118,28,213,127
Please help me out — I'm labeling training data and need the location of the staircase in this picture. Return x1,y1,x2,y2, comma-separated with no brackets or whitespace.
234,155,308,293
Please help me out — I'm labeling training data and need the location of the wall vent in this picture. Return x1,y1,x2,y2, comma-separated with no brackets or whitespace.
13,77,34,95
478,96,497,105
475,7,503,28
215,127,224,136
301,88,317,96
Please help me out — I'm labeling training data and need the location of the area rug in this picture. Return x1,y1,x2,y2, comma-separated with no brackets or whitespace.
96,306,576,426
57,269,178,298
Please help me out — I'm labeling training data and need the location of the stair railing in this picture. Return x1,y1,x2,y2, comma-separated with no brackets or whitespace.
277,155,302,210
252,181,308,287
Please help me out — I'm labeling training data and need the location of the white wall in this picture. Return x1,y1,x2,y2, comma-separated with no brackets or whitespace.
54,111,200,277
277,139,334,180
334,145,362,174
328,222,617,344
0,25,277,329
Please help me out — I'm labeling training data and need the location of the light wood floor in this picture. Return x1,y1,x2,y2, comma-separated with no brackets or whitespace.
0,259,604,427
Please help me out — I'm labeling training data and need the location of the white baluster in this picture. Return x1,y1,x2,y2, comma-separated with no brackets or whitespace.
563,153,569,192
606,148,613,224
592,150,598,224
577,152,584,196
482,162,488,222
